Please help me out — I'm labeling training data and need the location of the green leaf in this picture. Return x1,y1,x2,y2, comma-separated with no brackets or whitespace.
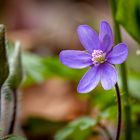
0,25,9,86
116,0,140,44
1,135,26,140
20,54,86,87
43,57,86,81
21,52,50,86
55,117,97,140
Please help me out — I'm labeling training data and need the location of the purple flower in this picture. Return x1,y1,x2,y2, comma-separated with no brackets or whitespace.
60,21,128,93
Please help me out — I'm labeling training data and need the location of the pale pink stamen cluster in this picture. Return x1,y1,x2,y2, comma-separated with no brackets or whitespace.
92,50,106,64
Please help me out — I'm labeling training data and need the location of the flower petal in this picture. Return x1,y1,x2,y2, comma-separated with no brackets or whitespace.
99,21,113,52
60,50,92,69
107,43,128,64
77,66,100,93
100,62,117,90
77,25,100,53
99,34,111,52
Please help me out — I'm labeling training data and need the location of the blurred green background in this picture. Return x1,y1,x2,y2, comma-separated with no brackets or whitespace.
0,0,140,140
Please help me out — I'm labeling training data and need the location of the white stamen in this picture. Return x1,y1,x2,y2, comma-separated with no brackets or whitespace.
92,50,106,64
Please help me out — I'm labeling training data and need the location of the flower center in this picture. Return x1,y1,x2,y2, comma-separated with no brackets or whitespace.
92,50,106,64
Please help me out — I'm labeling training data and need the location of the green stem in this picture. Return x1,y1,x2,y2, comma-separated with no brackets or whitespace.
110,0,132,140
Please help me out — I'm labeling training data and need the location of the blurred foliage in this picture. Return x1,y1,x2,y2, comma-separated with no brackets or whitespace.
23,117,67,139
55,117,97,140
116,0,140,44
1,135,26,140
5,35,140,139
6,37,140,139
7,42,86,87
0,0,140,139
128,70,140,99
23,55,86,87
92,88,116,110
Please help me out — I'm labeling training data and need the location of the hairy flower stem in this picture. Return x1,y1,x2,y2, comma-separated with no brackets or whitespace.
110,0,132,140
8,90,17,134
115,83,121,140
